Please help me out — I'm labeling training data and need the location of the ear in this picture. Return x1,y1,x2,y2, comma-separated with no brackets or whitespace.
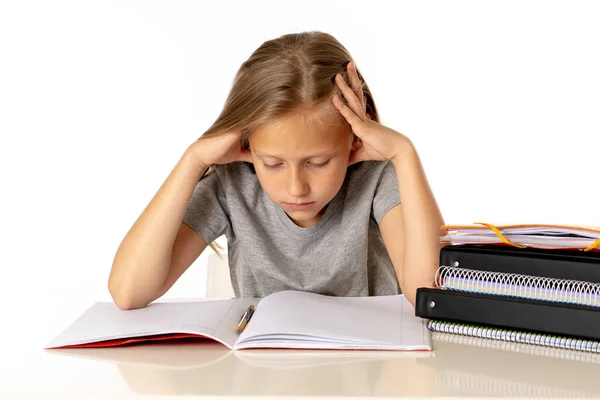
348,137,365,166
351,135,363,151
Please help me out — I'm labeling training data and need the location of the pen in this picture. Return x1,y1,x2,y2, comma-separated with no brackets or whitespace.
236,305,255,333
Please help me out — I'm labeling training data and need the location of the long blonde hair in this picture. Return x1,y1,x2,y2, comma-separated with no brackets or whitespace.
201,31,380,255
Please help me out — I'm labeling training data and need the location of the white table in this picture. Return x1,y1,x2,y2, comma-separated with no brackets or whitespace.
4,330,600,399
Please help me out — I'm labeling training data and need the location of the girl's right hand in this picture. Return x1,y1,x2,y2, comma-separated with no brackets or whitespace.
190,130,252,169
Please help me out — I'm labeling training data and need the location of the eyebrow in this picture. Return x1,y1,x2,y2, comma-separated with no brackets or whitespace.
253,150,338,160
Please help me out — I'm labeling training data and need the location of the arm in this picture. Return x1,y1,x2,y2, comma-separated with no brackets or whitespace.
108,146,209,310
331,61,444,306
109,129,251,309
380,139,445,307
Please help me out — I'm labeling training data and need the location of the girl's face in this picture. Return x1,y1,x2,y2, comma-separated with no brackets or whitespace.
248,111,354,228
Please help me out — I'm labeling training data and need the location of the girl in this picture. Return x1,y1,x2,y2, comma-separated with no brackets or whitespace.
108,31,445,310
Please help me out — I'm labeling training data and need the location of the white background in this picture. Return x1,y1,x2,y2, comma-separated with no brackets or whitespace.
1,0,599,371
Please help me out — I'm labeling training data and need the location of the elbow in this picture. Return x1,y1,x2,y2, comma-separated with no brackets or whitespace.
108,275,149,310
401,277,436,309
109,289,148,311
111,295,142,311
402,284,426,309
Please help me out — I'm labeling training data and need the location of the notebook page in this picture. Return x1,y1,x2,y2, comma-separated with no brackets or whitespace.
446,226,600,238
443,234,598,248
236,291,431,350
45,299,243,349
212,298,258,347
502,226,600,237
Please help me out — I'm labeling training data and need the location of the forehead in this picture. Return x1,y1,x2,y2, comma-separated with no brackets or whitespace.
249,110,350,155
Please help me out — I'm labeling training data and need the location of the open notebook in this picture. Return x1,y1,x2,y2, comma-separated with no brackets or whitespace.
45,290,431,351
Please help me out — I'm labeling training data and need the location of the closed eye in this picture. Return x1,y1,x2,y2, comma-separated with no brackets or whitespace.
309,160,330,169
262,160,330,170
263,163,283,170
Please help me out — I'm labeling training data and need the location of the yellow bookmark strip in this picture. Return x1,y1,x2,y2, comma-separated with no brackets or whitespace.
474,222,526,249
584,238,600,252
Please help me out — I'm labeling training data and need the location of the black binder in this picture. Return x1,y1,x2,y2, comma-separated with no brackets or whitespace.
415,288,600,341
440,244,600,283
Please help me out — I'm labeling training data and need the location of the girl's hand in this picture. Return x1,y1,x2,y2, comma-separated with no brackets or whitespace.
332,62,412,165
190,130,253,169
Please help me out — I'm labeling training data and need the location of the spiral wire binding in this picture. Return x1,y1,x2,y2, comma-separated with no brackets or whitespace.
435,265,600,307
428,320,600,354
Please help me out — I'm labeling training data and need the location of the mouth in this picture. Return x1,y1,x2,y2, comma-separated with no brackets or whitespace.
282,202,316,211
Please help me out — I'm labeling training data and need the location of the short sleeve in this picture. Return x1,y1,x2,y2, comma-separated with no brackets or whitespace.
182,168,230,244
372,161,401,224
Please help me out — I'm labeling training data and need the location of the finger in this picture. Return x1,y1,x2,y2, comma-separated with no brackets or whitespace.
335,74,365,120
335,73,363,117
332,94,365,131
347,62,365,111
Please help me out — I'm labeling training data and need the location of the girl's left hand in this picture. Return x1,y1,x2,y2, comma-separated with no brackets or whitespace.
332,62,411,165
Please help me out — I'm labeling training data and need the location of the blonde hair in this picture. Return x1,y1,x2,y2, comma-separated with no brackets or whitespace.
201,31,380,255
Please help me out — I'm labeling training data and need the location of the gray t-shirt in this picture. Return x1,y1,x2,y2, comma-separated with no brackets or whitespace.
182,161,401,298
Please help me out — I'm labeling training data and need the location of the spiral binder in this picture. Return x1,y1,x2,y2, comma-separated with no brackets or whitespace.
415,287,600,343
439,243,600,283
428,320,600,353
419,242,600,355
436,265,600,307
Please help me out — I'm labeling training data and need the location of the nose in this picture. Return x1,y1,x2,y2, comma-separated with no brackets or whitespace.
286,167,309,198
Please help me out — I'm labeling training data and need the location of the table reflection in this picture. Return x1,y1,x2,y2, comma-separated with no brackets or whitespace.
49,339,436,397
420,333,600,397
47,335,600,398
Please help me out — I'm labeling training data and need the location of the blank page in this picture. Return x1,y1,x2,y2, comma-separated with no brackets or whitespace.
45,299,242,349
236,291,431,350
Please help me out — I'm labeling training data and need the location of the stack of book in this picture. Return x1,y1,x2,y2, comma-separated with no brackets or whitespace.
415,222,600,353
